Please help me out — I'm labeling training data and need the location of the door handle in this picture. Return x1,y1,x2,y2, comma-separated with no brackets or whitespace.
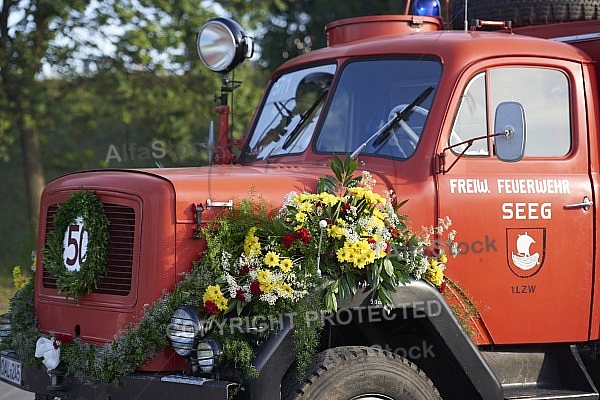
206,199,233,209
564,196,593,211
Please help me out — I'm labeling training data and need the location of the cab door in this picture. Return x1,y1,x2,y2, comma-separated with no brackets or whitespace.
437,63,594,344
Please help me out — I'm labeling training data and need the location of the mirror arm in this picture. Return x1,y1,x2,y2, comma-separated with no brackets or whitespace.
436,132,504,174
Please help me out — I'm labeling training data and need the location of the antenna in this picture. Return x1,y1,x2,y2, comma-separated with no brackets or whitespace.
464,0,468,31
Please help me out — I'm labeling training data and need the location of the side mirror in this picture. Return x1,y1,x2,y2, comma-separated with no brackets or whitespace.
494,101,525,162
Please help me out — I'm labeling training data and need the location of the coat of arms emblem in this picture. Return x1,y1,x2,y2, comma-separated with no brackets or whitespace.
506,228,545,278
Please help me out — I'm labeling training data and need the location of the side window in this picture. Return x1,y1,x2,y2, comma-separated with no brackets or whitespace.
490,67,570,157
449,72,489,156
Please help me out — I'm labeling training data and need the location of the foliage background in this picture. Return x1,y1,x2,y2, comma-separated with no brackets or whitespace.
0,0,435,308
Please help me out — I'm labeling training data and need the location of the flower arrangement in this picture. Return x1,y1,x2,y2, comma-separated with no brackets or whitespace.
198,154,457,320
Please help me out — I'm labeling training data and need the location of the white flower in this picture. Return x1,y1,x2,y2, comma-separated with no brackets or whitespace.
260,292,278,306
360,170,376,190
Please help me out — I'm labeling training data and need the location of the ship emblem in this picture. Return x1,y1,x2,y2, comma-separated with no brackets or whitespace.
506,228,545,278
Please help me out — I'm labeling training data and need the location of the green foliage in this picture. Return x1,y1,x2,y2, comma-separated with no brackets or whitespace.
317,153,361,194
65,290,187,381
44,190,110,300
292,293,324,378
0,280,38,365
221,337,259,379
257,0,409,69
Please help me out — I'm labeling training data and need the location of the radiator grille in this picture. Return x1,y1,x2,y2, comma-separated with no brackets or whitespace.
42,203,135,296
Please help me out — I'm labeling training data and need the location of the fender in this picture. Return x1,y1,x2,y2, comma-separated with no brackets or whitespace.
243,280,502,400
337,279,503,400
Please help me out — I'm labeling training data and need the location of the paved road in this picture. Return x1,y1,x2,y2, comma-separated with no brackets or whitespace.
0,381,31,400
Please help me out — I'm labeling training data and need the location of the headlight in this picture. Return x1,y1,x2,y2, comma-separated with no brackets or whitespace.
0,313,11,342
197,17,253,73
166,306,203,358
196,338,223,373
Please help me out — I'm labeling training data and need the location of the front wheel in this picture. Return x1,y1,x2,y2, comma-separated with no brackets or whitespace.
283,346,441,400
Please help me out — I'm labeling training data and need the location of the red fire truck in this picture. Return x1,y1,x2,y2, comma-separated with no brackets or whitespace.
3,0,600,399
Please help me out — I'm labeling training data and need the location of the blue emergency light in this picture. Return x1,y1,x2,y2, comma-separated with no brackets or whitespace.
413,0,441,17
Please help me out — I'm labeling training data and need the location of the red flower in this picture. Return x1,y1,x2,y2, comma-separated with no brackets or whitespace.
439,281,447,293
250,281,263,296
283,233,296,248
297,227,311,244
54,333,73,344
385,242,391,253
367,238,376,244
235,288,246,301
238,265,250,275
390,227,399,238
204,300,220,315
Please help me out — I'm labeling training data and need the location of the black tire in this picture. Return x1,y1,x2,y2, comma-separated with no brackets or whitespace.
451,0,600,29
283,346,441,400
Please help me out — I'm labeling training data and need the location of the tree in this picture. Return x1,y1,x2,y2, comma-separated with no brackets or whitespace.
256,0,409,69
0,1,86,232
0,0,270,236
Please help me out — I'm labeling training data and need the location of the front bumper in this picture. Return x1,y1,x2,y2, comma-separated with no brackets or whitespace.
1,349,234,400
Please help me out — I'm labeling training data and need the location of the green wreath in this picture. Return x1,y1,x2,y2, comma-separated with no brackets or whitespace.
44,189,110,299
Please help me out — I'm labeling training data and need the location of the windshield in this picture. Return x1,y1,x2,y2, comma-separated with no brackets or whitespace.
242,58,441,161
243,65,337,161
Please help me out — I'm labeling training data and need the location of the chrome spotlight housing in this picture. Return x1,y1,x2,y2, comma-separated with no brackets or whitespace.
166,306,204,358
196,338,223,373
197,17,254,73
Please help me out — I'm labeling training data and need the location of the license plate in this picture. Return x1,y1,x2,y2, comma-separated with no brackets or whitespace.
0,355,22,385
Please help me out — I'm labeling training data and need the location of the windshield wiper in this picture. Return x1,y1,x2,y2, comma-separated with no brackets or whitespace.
281,89,329,150
350,86,434,158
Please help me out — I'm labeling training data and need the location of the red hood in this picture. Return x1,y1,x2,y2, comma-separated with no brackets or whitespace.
139,163,403,223
142,164,339,223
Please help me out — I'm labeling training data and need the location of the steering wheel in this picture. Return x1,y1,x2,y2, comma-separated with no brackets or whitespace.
379,104,428,157
388,104,428,144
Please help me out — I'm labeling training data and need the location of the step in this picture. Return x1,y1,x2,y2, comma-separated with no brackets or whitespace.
481,344,598,400
504,385,598,399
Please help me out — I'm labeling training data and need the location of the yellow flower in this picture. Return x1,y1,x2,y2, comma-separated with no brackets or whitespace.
336,240,376,268
280,283,293,297
243,227,262,257
257,269,274,293
296,212,307,223
367,216,384,229
203,285,222,300
215,297,228,311
327,225,345,240
348,187,366,202
294,193,313,204
264,251,280,267
203,285,228,311
425,263,444,287
440,254,448,263
261,281,274,292
317,192,343,206
364,190,385,205
280,258,293,273
298,202,314,212
257,269,272,284
372,208,386,220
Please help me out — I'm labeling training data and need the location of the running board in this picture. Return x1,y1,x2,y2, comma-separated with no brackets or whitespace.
480,345,598,400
